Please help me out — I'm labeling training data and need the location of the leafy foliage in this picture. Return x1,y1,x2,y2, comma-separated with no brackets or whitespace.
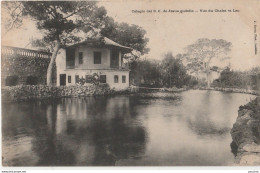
129,59,161,87
100,16,150,56
2,1,24,35
21,1,99,45
185,38,232,87
186,38,232,61
212,67,260,90
129,52,198,88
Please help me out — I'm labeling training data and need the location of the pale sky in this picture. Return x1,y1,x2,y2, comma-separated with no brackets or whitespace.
2,0,260,70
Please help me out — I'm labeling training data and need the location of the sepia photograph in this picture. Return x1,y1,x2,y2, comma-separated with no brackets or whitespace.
1,0,260,169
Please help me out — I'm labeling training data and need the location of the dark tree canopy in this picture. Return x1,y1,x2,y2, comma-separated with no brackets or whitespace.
100,16,150,55
212,67,260,90
161,52,191,88
21,1,99,45
129,52,197,88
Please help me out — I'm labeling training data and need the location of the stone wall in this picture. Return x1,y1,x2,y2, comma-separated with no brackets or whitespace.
230,97,260,165
1,54,55,86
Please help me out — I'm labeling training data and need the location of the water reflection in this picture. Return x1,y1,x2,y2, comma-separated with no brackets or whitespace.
2,97,147,166
2,90,255,166
184,91,233,136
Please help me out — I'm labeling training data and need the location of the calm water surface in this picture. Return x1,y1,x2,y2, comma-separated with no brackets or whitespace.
2,90,256,166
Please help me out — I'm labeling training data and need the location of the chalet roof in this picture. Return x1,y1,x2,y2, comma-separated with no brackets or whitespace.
67,37,133,53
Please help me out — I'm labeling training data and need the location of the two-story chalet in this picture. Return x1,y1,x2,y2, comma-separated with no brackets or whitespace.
56,37,132,90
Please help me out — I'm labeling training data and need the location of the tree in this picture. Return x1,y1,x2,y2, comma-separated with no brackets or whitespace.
161,52,190,88
2,1,104,86
2,1,24,36
2,2,149,85
129,59,161,87
185,38,232,87
100,16,150,59
212,66,260,90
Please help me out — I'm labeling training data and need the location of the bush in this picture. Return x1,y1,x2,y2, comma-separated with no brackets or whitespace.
212,67,260,90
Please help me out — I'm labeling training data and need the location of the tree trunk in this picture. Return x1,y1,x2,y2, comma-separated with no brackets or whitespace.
206,61,211,88
206,71,210,88
170,75,171,88
47,40,61,86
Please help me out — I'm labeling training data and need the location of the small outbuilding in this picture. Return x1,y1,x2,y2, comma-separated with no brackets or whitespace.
56,37,132,90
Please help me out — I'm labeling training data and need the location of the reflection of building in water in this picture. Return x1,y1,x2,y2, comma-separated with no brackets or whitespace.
55,96,132,134
45,97,147,166
2,97,146,166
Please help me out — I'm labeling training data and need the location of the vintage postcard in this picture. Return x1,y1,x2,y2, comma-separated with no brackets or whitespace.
1,0,260,169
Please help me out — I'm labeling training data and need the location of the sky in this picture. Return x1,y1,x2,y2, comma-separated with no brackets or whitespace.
2,0,260,70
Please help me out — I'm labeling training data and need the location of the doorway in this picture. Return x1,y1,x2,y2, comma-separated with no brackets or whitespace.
60,74,66,86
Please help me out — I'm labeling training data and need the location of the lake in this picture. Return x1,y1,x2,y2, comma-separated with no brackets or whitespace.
2,90,256,166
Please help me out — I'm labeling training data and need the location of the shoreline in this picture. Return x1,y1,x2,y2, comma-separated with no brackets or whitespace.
1,85,186,103
1,84,137,103
198,87,259,96
198,86,260,166
2,85,259,103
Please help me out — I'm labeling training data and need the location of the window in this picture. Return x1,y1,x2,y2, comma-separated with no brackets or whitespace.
114,75,118,83
66,48,75,67
100,75,106,83
75,75,79,84
122,75,126,83
68,75,71,83
94,52,101,64
110,50,119,68
79,52,83,64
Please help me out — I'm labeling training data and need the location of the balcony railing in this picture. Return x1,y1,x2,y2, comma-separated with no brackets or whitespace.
1,46,52,59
